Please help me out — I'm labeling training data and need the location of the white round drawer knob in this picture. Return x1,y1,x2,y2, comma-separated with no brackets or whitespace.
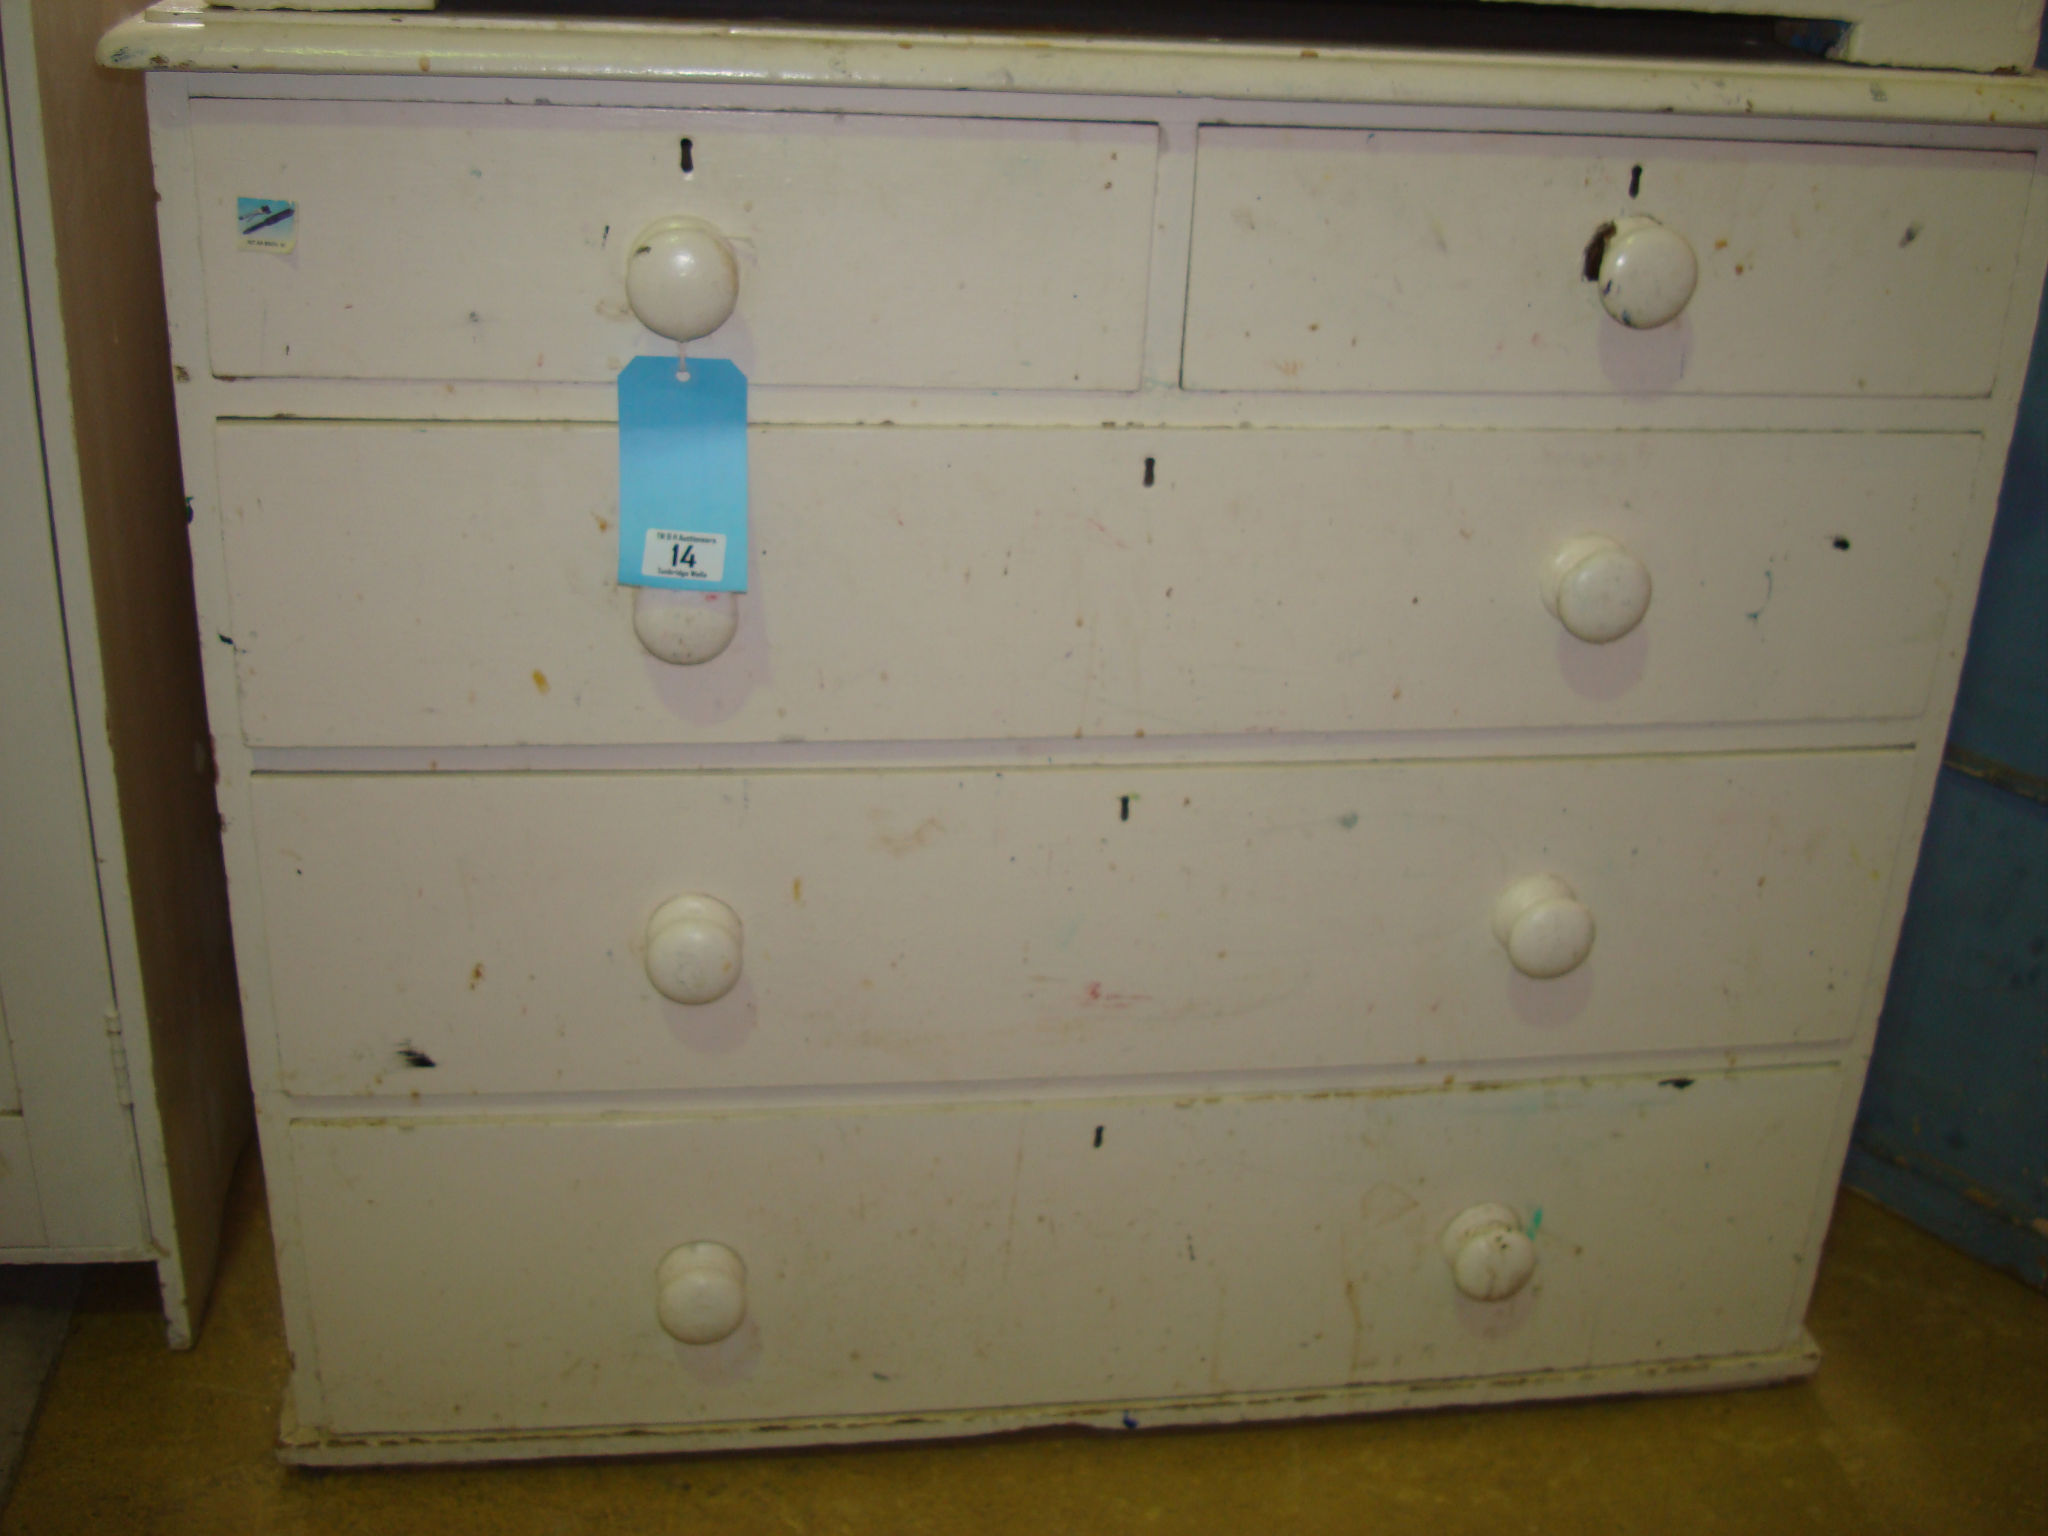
645,893,743,1005
634,587,738,665
1594,215,1697,329
1492,874,1595,980
1542,535,1652,644
657,1241,747,1344
1441,1203,1538,1302
625,217,739,344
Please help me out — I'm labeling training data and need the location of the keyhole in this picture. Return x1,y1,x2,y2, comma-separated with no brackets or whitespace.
680,138,695,175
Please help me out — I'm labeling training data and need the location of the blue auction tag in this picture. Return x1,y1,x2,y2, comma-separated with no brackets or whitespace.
616,356,748,593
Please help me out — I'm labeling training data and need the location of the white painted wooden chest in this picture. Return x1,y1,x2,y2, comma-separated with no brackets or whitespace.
106,0,2048,1464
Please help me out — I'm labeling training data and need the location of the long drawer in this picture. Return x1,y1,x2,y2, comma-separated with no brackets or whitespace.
214,423,1977,748
1183,129,2032,397
288,1066,1841,1435
188,99,1156,388
251,753,1913,1097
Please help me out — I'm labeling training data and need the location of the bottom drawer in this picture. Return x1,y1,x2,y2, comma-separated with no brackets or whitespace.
289,1066,1841,1437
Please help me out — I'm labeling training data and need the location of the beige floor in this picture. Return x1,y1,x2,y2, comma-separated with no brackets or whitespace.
3,1154,2042,1535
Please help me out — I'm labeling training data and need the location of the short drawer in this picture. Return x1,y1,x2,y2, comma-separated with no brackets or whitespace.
213,423,1978,748
1183,129,2032,397
188,99,1155,388
251,752,1913,1097
289,1066,1841,1435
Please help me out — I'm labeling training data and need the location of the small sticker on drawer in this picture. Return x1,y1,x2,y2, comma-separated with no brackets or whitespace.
641,530,726,584
617,356,748,593
236,197,296,253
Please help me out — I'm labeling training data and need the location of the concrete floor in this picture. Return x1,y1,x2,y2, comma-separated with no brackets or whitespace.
2,1153,2042,1535
0,1266,78,1512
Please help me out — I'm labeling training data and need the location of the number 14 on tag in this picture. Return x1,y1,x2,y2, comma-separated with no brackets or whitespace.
642,529,727,584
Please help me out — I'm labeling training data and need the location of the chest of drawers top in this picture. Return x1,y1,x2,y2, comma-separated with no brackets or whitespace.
114,4,2048,440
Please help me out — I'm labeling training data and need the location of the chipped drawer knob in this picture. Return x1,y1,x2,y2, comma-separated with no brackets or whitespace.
625,216,739,344
656,1242,747,1345
1441,1204,1538,1302
1492,874,1595,980
645,893,744,1005
1593,214,1697,330
1542,535,1652,644
634,587,739,665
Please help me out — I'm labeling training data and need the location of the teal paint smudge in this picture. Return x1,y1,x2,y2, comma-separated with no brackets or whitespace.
1526,1207,1544,1239
1746,568,1775,623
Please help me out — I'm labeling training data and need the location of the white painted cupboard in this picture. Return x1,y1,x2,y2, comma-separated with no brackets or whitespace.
105,0,2048,1460
2,0,250,1344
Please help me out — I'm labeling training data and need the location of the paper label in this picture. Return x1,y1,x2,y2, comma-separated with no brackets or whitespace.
236,197,296,253
617,357,748,593
641,529,727,584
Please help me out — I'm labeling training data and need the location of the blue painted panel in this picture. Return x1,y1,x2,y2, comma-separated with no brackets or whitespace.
1949,263,2048,780
1850,767,2048,1290
1843,1146,2046,1290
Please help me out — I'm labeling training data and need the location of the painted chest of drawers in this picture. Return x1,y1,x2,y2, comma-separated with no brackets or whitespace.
107,1,2048,1464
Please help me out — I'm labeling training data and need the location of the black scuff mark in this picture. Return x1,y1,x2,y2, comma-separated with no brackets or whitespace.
1900,222,1922,248
1659,1076,1696,1090
1093,1125,1104,1148
1628,164,1643,199
397,1044,437,1069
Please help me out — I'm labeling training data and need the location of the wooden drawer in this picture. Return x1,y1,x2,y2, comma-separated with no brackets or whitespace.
251,752,1913,1097
1183,129,2032,397
214,423,1977,748
187,100,1155,388
288,1066,1841,1435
